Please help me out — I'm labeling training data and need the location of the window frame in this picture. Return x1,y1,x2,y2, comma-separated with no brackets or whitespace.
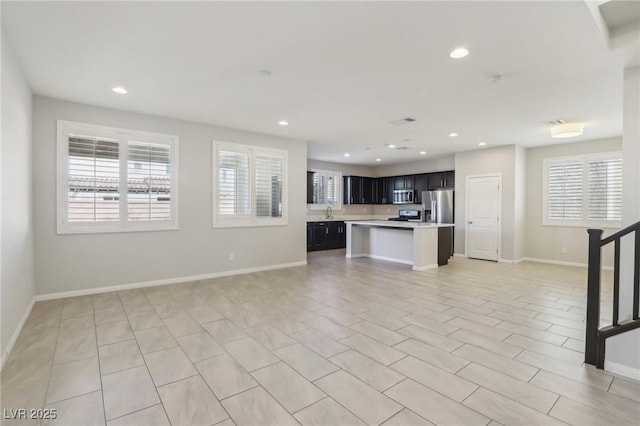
56,120,179,234
542,151,622,229
212,140,288,228
307,169,343,211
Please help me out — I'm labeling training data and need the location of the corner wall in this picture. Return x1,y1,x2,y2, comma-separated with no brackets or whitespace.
33,97,307,297
1,33,35,366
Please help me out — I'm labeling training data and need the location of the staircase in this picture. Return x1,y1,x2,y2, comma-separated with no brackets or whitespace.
585,221,640,368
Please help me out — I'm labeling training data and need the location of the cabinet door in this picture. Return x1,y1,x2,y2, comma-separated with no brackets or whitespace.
405,175,415,190
312,223,329,250
428,172,445,190
344,176,363,204
444,171,455,188
372,178,382,204
361,177,373,204
414,174,428,204
385,177,395,204
307,172,315,204
394,176,405,190
307,223,313,251
338,222,346,248
327,221,344,249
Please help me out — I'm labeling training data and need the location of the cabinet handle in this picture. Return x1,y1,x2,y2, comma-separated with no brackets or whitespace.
444,180,447,187
326,228,329,235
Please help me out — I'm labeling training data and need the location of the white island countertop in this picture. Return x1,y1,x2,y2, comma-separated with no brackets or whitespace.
344,220,454,229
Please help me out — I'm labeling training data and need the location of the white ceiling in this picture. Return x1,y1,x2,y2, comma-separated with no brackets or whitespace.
2,1,636,165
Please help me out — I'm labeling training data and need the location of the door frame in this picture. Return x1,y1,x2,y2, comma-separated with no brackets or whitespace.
464,173,502,261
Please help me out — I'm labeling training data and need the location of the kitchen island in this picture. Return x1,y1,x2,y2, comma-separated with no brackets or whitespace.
345,220,454,271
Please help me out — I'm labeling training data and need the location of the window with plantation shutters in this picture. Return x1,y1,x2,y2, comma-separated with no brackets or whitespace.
543,152,622,228
57,121,179,234
213,141,288,227
309,169,342,209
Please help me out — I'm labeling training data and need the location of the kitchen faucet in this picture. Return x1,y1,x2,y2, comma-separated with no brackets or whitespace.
326,206,333,219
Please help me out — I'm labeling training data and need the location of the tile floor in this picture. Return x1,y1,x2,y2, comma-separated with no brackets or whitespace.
2,251,639,426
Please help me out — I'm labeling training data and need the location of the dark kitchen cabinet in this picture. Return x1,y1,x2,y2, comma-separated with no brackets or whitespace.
307,221,346,251
327,221,346,249
307,171,315,204
405,175,415,190
310,221,329,250
344,176,374,204
394,176,406,190
443,171,455,188
385,177,395,205
428,172,445,190
414,174,428,204
428,171,455,190
373,177,393,204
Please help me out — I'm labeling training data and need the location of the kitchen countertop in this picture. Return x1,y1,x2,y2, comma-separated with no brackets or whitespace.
344,220,455,229
306,215,386,222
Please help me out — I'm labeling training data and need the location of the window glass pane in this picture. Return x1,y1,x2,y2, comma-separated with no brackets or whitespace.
547,162,583,220
313,170,341,205
588,158,622,221
218,150,250,215
127,141,172,221
67,136,120,222
256,156,283,218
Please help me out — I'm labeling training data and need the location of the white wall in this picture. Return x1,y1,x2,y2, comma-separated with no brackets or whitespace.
33,97,307,296
1,33,35,366
454,145,517,261
607,66,640,379
514,145,527,261
525,138,621,267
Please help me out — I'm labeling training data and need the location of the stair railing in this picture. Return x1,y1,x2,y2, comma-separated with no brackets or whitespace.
585,221,640,368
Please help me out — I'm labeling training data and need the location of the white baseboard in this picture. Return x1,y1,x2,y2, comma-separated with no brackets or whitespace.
35,261,307,302
605,360,640,381
367,254,413,266
497,258,527,265
412,264,439,271
1,297,35,372
453,253,466,258
522,257,613,271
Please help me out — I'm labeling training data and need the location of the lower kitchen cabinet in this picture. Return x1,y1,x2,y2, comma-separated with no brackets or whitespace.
307,221,346,251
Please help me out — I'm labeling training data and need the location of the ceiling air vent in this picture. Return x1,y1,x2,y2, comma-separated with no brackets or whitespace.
389,117,417,126
395,146,411,150
541,119,566,127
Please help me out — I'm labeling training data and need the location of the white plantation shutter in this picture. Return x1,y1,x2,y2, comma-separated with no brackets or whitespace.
67,136,120,222
256,155,283,218
588,158,622,221
543,152,622,227
58,121,178,234
213,142,288,227
547,161,583,220
127,142,172,221
312,170,341,206
218,150,250,215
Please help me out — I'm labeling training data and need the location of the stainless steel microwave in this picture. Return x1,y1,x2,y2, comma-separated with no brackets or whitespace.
393,189,415,204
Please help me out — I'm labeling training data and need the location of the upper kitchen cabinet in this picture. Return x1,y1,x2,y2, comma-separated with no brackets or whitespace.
393,175,415,191
306,171,315,204
344,176,374,204
373,177,393,204
414,174,428,203
427,171,455,190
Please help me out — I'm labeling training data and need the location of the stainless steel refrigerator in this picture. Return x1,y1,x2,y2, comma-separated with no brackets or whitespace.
421,190,454,224
422,189,454,259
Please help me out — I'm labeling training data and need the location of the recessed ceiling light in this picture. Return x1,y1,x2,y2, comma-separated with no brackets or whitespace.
344,153,350,157
388,144,396,149
112,87,128,94
375,158,381,162
419,151,427,155
278,120,289,126
449,132,458,137
478,142,487,146
450,48,469,59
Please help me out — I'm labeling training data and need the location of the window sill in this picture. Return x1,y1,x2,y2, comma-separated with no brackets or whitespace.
57,223,179,235
542,221,621,230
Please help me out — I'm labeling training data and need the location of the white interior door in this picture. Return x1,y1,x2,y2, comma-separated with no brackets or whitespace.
466,175,500,261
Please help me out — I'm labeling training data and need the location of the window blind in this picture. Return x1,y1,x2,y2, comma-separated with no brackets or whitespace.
218,150,250,215
67,136,120,222
547,162,583,220
127,142,172,221
312,170,341,205
588,158,622,221
255,155,283,218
